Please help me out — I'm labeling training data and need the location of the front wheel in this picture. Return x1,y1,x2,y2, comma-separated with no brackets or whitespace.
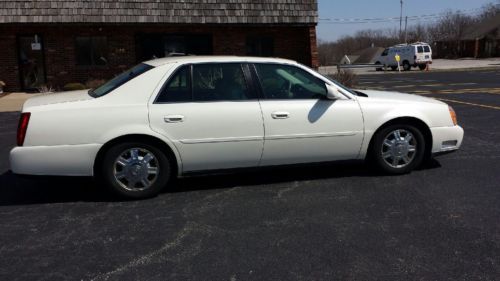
370,124,425,174
101,142,171,199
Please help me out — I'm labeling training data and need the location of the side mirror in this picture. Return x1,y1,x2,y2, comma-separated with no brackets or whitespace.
326,84,344,100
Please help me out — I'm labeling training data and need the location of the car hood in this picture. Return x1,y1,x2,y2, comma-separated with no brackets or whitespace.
354,89,444,105
23,90,93,109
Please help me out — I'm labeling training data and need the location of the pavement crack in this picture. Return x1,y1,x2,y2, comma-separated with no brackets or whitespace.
276,181,300,199
90,221,198,281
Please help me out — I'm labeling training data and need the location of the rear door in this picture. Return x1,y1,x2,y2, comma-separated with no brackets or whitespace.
149,63,264,172
252,63,364,166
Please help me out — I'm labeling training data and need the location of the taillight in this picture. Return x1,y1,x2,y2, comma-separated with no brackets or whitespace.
17,112,31,146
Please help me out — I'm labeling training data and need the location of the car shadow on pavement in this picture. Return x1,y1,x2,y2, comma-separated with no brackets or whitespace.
0,159,441,206
173,159,442,193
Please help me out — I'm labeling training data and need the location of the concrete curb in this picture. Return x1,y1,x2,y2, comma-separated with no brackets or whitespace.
0,93,40,113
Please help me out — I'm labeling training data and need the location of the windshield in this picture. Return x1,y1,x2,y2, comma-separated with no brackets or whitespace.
89,63,154,97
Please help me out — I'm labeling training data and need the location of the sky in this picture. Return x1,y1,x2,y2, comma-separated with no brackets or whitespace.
317,0,497,42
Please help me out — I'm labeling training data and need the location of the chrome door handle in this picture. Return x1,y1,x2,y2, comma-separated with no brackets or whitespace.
164,115,185,123
271,112,290,119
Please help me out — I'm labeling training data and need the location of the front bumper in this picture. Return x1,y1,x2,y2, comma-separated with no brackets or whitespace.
430,125,464,155
10,144,101,176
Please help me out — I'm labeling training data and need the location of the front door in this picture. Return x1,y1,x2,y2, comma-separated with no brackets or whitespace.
18,35,46,91
253,63,364,166
149,63,264,172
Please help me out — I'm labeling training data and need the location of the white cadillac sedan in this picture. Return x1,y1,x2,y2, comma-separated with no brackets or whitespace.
10,56,463,198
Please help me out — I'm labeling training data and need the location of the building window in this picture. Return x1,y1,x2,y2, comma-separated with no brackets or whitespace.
75,37,108,66
135,34,212,62
246,37,274,57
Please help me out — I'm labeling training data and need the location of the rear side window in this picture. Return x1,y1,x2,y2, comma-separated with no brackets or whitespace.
424,46,431,52
193,64,251,101
155,63,254,103
417,46,424,53
156,65,191,103
255,64,327,100
89,63,153,97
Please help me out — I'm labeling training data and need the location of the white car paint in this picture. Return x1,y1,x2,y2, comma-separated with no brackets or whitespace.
10,56,463,178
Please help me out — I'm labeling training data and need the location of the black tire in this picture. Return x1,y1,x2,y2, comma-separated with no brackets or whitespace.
370,124,426,174
391,66,398,71
418,64,427,71
101,142,171,199
403,61,411,71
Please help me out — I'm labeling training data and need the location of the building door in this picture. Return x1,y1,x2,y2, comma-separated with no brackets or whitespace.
18,35,46,91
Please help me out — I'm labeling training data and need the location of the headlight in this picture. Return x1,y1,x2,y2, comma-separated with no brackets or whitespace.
449,106,458,126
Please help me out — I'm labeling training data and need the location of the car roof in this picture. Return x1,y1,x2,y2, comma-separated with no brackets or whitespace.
143,56,299,67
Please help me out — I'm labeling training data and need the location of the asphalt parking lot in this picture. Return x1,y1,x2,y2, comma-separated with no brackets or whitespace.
0,70,499,280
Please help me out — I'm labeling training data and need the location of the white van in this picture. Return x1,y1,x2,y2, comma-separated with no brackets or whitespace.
375,42,433,71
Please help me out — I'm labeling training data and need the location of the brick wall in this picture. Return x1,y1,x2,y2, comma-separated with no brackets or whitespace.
0,24,317,92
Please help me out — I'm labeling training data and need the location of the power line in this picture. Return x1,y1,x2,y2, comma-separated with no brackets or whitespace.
319,8,482,24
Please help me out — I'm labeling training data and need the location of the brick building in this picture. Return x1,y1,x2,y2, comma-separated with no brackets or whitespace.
0,0,319,92
435,13,500,59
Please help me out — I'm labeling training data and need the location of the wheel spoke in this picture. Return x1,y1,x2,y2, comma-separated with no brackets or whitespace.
383,139,393,147
147,166,158,175
393,130,402,140
130,149,139,160
392,156,399,166
382,151,392,159
142,153,154,164
115,171,127,180
408,145,416,152
116,156,129,167
402,155,411,164
140,178,150,188
404,133,413,143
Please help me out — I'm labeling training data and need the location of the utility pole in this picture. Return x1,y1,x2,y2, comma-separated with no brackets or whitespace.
399,0,403,41
404,16,408,43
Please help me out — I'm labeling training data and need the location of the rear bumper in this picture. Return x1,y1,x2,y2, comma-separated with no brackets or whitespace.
430,125,464,155
10,144,101,176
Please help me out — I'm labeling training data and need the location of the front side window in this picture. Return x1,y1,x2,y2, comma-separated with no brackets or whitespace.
423,46,431,52
76,37,108,66
89,63,153,97
255,64,327,100
381,49,389,56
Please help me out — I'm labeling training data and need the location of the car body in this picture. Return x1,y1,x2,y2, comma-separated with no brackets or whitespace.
10,56,463,198
376,42,433,71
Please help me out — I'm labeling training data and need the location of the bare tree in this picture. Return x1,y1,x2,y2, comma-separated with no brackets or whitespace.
318,2,500,64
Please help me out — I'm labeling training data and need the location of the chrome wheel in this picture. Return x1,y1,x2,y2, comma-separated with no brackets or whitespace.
113,148,159,191
381,129,417,169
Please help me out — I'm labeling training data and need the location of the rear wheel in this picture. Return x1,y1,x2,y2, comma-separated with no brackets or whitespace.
418,64,427,71
370,124,425,174
101,142,171,199
391,66,398,71
403,61,411,71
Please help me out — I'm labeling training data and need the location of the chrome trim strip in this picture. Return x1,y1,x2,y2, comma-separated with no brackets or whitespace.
266,132,358,140
179,136,263,144
179,132,359,144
